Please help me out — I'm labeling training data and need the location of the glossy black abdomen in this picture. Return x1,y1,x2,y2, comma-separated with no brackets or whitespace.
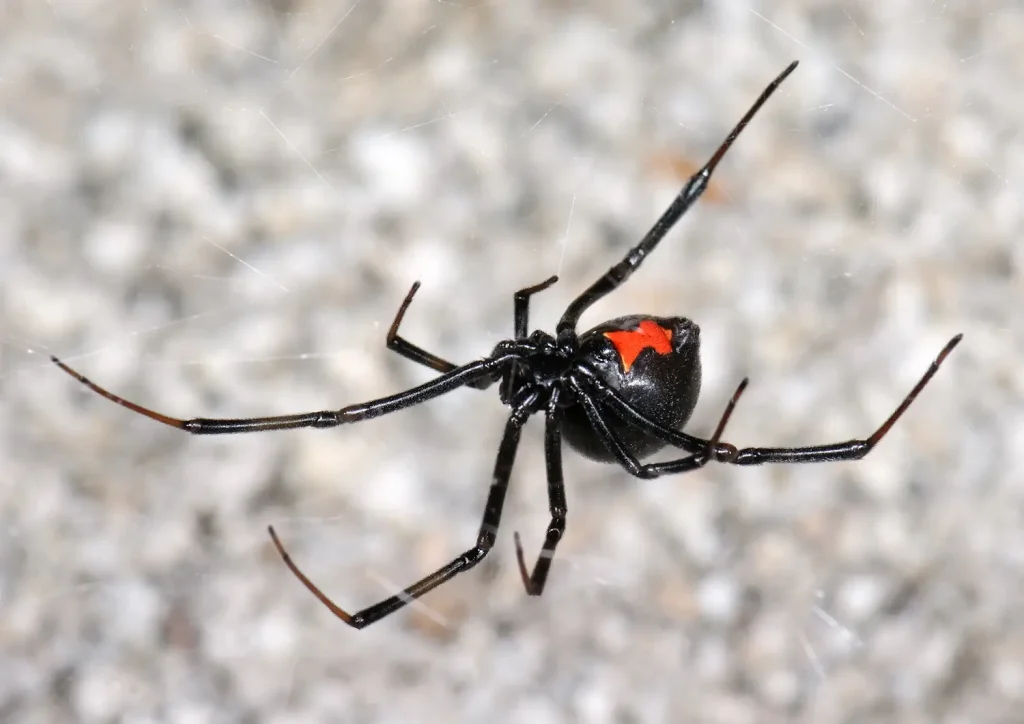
561,315,702,462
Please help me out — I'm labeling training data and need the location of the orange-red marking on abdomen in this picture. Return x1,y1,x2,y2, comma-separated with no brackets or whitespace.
603,320,673,372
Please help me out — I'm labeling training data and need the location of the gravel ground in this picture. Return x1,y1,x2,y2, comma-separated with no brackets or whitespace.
3,1,1023,722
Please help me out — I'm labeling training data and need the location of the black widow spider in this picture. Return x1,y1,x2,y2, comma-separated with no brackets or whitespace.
53,61,961,629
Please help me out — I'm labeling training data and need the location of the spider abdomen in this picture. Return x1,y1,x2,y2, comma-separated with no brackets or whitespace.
563,315,702,462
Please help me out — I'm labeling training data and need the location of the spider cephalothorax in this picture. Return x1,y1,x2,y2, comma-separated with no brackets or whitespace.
53,61,961,629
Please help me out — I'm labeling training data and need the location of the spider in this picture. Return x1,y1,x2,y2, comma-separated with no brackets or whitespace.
53,61,961,629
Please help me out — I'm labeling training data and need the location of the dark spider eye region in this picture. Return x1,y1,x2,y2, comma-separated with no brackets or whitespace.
51,60,962,630
603,319,674,372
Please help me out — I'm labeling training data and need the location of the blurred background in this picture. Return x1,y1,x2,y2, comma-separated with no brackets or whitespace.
2,0,1022,721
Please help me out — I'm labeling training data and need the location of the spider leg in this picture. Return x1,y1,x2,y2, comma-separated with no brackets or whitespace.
387,275,559,394
569,377,748,479
513,389,567,596
580,372,710,455
51,352,516,434
514,275,559,339
386,282,458,373
556,61,798,337
590,334,961,466
268,411,527,628
385,281,493,390
725,334,962,465
504,275,560,400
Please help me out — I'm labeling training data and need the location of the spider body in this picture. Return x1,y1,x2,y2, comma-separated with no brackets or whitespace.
53,61,962,629
559,315,701,462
